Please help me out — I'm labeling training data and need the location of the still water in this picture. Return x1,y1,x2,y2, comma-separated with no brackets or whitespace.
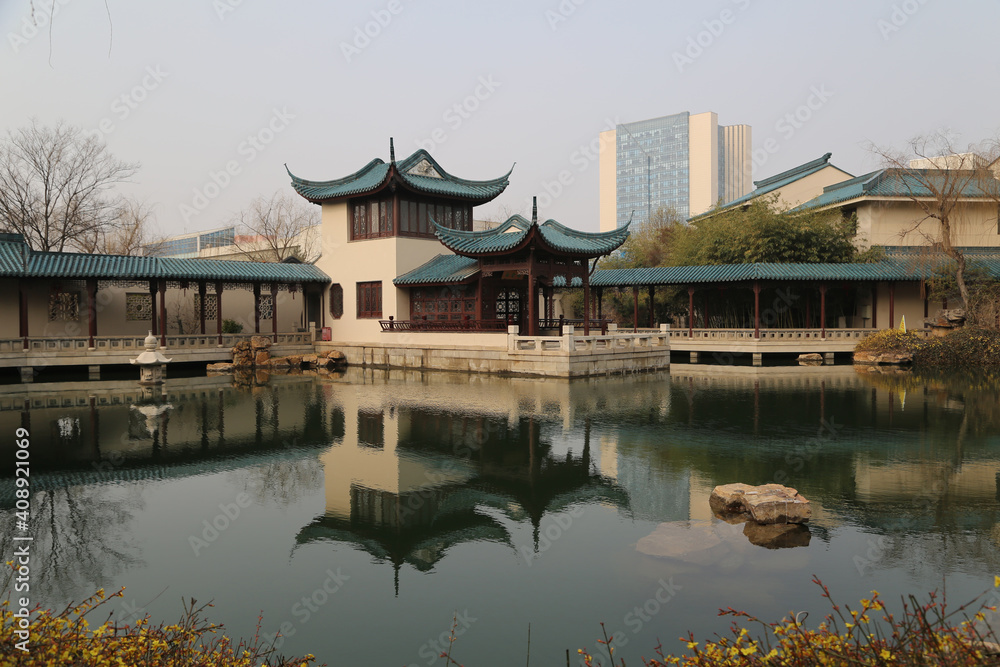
2,365,999,665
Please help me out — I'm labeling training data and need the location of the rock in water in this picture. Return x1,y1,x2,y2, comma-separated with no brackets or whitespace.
709,483,810,524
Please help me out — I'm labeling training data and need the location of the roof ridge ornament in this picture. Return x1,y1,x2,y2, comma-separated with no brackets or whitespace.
531,196,538,225
389,137,395,164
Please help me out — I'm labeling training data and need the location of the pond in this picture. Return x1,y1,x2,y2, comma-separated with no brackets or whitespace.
2,364,999,665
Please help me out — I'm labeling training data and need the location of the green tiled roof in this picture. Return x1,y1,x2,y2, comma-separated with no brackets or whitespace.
591,249,1000,287
792,169,1000,212
287,146,512,203
434,215,630,257
691,153,849,221
393,254,479,285
0,235,329,283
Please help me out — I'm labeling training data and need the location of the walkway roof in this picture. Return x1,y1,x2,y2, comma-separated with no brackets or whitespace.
0,233,329,283
589,248,1000,287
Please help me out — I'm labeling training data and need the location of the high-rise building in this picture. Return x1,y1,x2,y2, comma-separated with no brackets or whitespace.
598,111,752,231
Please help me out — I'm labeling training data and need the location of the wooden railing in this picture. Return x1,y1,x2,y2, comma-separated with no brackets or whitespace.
379,318,509,332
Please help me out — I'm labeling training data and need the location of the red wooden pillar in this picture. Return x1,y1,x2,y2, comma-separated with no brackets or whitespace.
149,280,158,338
648,285,655,328
596,288,603,321
18,279,28,350
527,251,537,337
632,285,639,333
158,279,167,347
806,296,812,330
198,281,207,335
253,283,261,334
889,281,895,328
687,287,695,338
872,283,878,329
753,281,761,339
820,283,827,339
476,274,484,321
703,291,709,328
86,278,97,349
921,280,928,318
215,281,224,346
271,282,278,342
582,272,591,336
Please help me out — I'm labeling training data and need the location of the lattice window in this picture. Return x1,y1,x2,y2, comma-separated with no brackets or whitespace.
258,294,274,320
48,292,80,321
329,284,343,319
193,293,219,320
126,293,153,321
357,281,382,319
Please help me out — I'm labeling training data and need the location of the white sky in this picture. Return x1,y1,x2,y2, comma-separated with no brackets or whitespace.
3,0,999,236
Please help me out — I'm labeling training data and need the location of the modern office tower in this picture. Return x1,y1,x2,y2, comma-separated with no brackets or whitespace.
598,111,752,231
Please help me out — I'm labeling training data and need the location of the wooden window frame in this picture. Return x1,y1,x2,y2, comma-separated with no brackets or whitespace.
329,283,344,319
357,281,382,319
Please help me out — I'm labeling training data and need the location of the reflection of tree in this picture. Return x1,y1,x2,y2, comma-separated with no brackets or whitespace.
232,457,325,507
0,484,144,604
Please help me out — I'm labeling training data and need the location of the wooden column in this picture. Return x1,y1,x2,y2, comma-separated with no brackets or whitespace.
271,282,278,342
753,281,761,339
216,281,224,346
149,280,158,338
820,283,827,339
475,274,484,321
582,271,591,336
872,283,878,329
889,281,895,328
158,279,167,347
703,291,709,328
921,280,928,318
687,287,694,338
18,279,28,350
253,283,261,334
320,286,326,329
198,282,207,334
648,285,655,328
87,279,97,349
159,280,167,347
527,249,537,336
597,288,603,321
632,285,639,333
806,296,811,330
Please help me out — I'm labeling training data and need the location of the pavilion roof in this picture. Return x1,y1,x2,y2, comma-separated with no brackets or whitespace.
433,214,631,257
286,142,512,204
0,233,329,283
791,168,1000,212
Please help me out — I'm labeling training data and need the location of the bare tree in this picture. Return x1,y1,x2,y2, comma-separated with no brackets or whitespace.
871,133,1000,309
75,198,157,255
0,120,139,252
230,191,320,263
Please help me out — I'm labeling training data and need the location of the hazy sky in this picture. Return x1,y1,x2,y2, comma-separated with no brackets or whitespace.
3,0,999,237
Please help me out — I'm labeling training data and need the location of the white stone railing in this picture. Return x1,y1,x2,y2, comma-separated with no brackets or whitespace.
507,324,670,355
666,327,932,341
0,332,313,354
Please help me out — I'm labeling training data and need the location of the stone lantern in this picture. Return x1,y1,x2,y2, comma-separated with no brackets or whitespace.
130,331,173,384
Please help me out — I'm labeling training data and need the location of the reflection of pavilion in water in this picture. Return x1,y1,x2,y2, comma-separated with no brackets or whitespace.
297,381,630,592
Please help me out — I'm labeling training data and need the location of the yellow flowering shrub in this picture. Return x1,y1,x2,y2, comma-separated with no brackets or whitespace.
1,563,321,667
